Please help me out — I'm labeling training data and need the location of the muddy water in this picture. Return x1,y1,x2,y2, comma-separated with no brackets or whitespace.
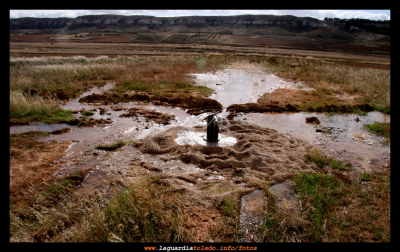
190,68,306,108
234,111,390,171
10,122,72,134
10,76,390,193
10,81,209,197
189,66,390,171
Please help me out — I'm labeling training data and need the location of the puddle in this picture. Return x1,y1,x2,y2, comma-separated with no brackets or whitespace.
9,122,72,134
175,131,237,147
10,80,206,196
190,68,304,107
59,81,116,111
234,111,390,171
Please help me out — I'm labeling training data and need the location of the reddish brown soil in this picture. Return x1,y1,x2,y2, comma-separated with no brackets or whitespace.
224,34,345,49
10,34,61,41
330,44,390,52
88,36,132,42
343,62,390,70
10,52,124,58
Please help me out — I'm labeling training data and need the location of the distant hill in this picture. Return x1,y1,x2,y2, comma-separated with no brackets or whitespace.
10,14,390,42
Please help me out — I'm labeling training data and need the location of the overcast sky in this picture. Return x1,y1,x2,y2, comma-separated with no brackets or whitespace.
10,9,390,21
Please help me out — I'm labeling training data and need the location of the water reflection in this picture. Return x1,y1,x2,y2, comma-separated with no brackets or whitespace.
234,111,390,171
190,69,304,107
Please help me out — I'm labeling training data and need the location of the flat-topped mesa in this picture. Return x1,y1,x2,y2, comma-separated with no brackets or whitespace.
11,14,388,37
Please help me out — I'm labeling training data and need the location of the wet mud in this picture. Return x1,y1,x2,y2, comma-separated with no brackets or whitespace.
133,120,319,187
79,92,223,116
118,107,175,125
227,100,375,114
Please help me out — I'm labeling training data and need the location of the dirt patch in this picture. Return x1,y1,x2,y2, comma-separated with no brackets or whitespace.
88,36,132,42
10,34,61,41
257,88,361,106
225,34,341,50
133,120,320,187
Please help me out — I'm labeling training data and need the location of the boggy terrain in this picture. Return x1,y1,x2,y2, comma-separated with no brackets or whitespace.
9,49,390,243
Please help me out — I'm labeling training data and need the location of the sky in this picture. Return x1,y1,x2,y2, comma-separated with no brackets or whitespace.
9,9,390,21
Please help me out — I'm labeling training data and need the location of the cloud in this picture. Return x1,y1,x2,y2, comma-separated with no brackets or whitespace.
9,9,390,20
315,10,390,20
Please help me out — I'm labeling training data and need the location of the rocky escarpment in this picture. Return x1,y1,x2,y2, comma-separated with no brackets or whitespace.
10,17,74,31
9,14,389,39
10,14,328,32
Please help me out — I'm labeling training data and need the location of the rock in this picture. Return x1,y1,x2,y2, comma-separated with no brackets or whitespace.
316,126,333,134
305,116,320,124
239,190,265,242
108,232,124,243
269,181,303,229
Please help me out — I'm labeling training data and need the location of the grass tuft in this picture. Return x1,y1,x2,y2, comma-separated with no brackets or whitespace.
95,140,132,151
294,172,342,241
365,122,390,139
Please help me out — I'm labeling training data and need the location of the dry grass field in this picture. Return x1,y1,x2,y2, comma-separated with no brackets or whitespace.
9,37,390,243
